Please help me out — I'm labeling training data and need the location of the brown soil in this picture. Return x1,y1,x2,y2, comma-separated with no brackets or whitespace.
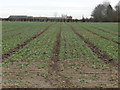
2,60,118,88
69,25,118,66
2,25,51,60
80,26,119,45
2,60,53,88
58,60,118,88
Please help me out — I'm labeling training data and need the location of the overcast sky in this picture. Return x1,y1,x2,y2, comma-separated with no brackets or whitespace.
0,0,119,19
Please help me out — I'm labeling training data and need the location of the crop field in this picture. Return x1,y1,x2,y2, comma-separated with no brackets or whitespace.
2,22,119,88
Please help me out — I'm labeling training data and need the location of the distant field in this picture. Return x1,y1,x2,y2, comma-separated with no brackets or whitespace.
2,22,119,88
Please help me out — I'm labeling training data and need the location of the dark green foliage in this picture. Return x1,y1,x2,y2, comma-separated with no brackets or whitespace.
91,1,120,22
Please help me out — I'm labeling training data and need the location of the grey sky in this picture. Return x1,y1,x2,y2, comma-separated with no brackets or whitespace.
0,0,118,19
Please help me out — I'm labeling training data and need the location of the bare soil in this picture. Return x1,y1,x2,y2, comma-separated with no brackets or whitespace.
2,60,53,88
2,60,118,88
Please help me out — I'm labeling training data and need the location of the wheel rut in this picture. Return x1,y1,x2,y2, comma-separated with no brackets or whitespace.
47,25,76,88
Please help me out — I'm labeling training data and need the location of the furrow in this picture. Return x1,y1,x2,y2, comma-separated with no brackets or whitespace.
47,25,76,88
81,26,119,45
69,25,118,66
2,25,51,60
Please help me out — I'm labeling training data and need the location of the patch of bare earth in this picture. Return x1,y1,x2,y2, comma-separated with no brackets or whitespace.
2,60,53,88
58,60,118,88
2,60,118,88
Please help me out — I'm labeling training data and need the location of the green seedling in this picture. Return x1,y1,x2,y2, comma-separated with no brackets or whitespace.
37,63,48,69
92,74,99,80
79,79,88,84
108,76,116,81
91,64,106,70
36,73,47,78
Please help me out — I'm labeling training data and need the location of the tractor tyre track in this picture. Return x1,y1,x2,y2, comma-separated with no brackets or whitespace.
69,25,118,66
2,25,52,60
81,26,120,45
47,25,76,88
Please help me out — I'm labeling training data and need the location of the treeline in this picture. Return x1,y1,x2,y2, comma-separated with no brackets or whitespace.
81,1,120,22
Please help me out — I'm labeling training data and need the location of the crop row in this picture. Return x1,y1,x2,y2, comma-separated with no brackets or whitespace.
2,22,27,32
81,22,118,33
4,23,101,62
71,23,118,61
59,23,100,61
2,22,118,62
6,24,58,61
2,22,52,53
79,24,118,42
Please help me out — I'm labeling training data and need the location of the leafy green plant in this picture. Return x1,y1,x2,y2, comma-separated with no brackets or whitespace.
79,79,88,84
91,74,99,80
108,76,116,81
36,73,48,78
91,64,106,70
17,63,29,69
37,63,48,69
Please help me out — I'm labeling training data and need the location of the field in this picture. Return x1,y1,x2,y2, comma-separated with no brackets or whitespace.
2,21,119,88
